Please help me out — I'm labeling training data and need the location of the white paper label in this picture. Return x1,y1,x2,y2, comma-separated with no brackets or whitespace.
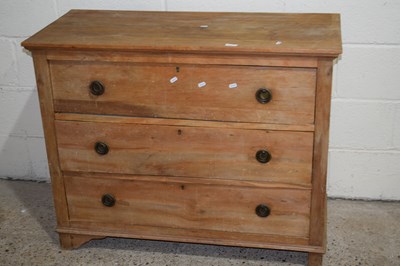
225,43,239,47
229,83,238,89
170,76,178,83
198,81,206,88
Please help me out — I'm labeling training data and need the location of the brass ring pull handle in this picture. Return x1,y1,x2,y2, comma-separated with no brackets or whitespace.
255,88,272,104
89,80,105,96
255,150,271,164
95,142,109,155
102,194,116,207
255,204,270,218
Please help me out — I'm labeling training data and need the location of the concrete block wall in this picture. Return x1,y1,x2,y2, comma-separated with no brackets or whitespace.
0,0,399,200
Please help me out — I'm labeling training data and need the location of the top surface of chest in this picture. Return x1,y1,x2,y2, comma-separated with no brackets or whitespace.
22,10,342,57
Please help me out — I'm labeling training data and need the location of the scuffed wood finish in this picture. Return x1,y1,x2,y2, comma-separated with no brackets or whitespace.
55,120,314,185
22,10,341,264
31,51,70,228
63,171,311,190
22,10,342,56
55,113,315,132
50,62,316,125
46,50,319,68
309,59,334,252
57,226,324,253
64,175,311,238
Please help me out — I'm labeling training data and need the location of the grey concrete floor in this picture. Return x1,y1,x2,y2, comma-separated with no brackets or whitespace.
0,179,399,266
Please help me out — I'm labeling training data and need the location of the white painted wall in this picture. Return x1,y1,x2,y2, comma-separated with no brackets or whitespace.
0,0,399,200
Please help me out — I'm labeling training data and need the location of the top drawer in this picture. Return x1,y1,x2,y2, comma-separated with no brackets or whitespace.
50,61,316,125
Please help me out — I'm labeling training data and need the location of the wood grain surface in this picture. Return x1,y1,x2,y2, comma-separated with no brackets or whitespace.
46,50,319,68
309,59,334,251
56,120,314,184
31,51,70,228
50,61,316,125
57,225,321,252
22,10,342,262
55,113,315,132
22,10,342,56
64,175,311,238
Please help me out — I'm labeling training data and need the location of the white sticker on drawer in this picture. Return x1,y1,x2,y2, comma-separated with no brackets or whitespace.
229,83,238,89
198,81,206,88
170,76,178,83
225,43,238,47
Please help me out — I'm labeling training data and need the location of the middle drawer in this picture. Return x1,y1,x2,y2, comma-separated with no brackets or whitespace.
56,120,313,185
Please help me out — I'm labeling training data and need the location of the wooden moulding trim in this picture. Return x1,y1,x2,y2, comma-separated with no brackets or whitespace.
62,171,312,190
26,46,340,58
56,227,324,253
59,233,105,249
44,50,319,68
55,113,315,132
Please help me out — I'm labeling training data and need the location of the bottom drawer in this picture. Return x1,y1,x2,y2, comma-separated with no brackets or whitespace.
64,175,311,239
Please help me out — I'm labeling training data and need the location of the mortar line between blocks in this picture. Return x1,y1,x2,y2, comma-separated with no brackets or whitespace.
11,39,23,86
0,86,36,91
329,148,400,154
164,0,168,11
332,98,400,104
343,43,400,48
7,133,44,139
53,0,60,17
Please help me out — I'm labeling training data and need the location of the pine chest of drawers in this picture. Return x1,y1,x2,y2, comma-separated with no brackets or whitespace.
22,10,342,265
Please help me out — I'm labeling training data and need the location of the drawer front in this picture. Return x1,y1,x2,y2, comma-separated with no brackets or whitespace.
50,61,316,125
65,175,311,238
56,120,313,185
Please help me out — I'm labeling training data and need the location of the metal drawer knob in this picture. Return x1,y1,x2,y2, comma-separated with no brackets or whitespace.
255,88,272,104
255,149,271,164
255,204,270,218
95,142,109,155
102,194,115,207
89,80,105,96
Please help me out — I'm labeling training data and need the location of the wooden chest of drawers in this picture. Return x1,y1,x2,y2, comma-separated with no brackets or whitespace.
22,10,341,265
